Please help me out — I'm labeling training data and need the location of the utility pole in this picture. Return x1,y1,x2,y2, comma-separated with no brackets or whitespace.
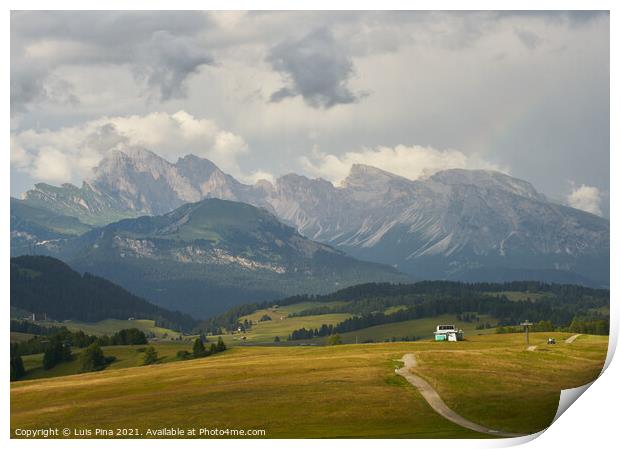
520,320,533,346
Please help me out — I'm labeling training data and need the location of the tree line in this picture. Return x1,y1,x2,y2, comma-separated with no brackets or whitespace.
176,336,227,361
12,326,149,357
10,326,156,381
286,285,609,341
202,281,609,334
11,256,196,331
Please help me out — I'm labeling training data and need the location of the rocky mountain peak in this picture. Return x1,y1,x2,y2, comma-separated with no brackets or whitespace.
17,149,608,286
175,154,219,176
430,168,545,201
342,164,405,189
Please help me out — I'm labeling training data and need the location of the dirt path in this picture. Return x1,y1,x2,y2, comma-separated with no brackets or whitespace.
565,334,582,344
395,354,524,438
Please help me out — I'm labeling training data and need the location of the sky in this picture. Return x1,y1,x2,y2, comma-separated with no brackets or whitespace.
10,11,610,217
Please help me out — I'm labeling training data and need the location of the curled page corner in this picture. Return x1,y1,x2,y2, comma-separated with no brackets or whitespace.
494,430,545,447
496,338,615,448
548,326,617,430
552,381,595,425
490,381,599,448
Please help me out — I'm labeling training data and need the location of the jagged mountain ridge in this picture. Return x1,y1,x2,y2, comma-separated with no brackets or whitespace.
19,148,610,286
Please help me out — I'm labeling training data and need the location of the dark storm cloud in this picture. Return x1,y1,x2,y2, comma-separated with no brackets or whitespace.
267,28,362,109
10,11,610,218
133,31,213,101
10,11,213,111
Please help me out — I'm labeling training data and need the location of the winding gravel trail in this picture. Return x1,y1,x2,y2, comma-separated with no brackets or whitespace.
565,334,582,344
395,353,524,438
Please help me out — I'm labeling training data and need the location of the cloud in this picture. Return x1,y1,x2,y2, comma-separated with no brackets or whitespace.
32,148,72,183
10,111,250,184
567,184,602,216
514,29,543,50
10,11,609,215
267,28,362,108
11,11,213,112
238,170,276,185
300,144,505,184
133,31,213,101
10,64,79,114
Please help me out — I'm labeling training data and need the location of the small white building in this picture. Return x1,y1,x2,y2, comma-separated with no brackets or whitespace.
434,324,464,342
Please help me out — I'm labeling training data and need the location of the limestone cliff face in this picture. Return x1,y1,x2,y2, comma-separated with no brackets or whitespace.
19,149,610,285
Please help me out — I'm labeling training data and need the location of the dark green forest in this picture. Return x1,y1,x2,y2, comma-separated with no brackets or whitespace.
11,256,196,331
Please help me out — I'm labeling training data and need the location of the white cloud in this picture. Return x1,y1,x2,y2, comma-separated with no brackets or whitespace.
238,170,276,185
10,110,253,184
300,144,505,185
9,12,609,208
567,184,602,216
32,148,72,182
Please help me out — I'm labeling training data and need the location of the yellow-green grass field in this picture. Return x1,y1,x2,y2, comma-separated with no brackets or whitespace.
11,332,608,438
238,301,347,322
10,332,36,343
20,342,192,380
224,313,496,346
484,291,551,302
322,314,498,344
411,333,608,434
38,319,182,339
234,302,352,343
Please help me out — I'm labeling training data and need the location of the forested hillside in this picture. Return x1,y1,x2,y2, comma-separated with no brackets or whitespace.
202,281,609,336
11,256,195,331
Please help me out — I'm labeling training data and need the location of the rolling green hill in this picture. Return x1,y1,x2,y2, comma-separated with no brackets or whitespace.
60,199,410,317
237,312,353,344
11,197,92,236
202,281,609,343
11,333,608,438
11,197,93,256
39,319,183,338
316,314,497,344
20,341,193,380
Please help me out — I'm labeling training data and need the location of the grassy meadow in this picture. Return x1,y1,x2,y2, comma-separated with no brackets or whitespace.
411,333,607,434
316,314,498,344
484,291,551,302
10,332,36,343
233,302,495,345
232,308,497,345
234,301,352,343
11,332,608,438
40,319,183,339
20,341,193,380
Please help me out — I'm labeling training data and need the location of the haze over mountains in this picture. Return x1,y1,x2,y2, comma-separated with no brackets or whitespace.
15,148,609,289
11,255,195,329
55,199,406,316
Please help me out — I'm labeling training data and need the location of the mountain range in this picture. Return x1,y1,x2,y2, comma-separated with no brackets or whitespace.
15,147,609,289
13,197,406,317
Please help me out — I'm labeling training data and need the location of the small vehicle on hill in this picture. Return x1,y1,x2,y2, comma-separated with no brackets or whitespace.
434,324,464,342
